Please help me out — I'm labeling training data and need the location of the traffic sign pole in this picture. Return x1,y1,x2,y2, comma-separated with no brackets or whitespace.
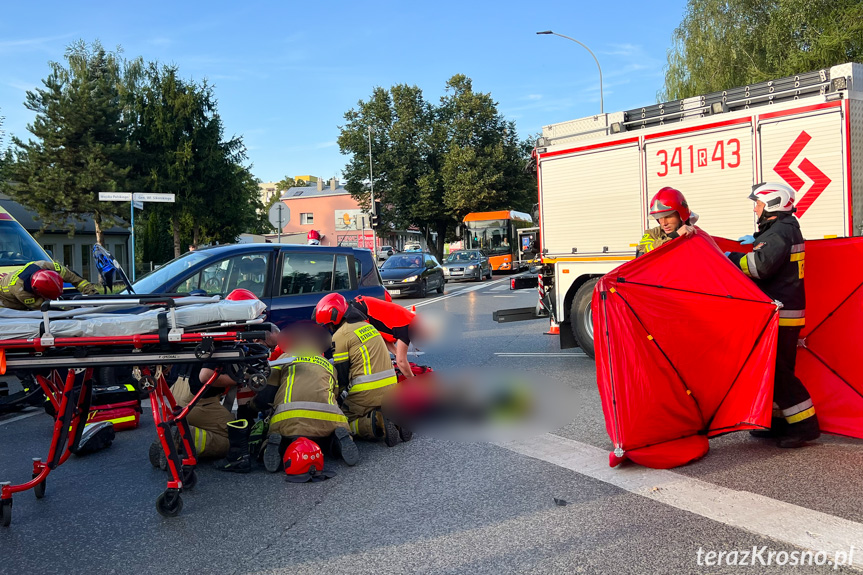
98,192,176,284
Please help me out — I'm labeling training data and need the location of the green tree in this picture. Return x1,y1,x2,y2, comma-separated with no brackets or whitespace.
132,64,263,258
3,40,141,245
275,175,295,194
662,0,863,100
337,75,533,259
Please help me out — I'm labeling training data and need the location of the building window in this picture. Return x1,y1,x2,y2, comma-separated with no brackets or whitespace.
80,244,92,282
63,245,74,268
42,244,54,259
113,243,126,269
300,213,314,225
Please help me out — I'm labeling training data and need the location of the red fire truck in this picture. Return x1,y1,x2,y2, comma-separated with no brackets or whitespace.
496,63,863,358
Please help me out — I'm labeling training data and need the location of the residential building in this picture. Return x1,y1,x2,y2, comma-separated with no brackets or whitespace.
276,178,423,250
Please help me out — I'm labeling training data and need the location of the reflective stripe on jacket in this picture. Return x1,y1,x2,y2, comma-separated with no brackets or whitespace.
728,213,805,327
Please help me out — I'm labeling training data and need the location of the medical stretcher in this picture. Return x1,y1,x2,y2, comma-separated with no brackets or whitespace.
0,295,273,524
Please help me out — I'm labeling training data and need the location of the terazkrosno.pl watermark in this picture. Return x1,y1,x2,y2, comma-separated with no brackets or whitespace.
696,546,855,569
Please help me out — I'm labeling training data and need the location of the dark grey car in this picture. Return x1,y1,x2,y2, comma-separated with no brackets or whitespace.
441,250,492,282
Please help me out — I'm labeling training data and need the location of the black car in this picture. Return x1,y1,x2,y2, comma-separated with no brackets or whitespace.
129,243,388,327
379,252,445,298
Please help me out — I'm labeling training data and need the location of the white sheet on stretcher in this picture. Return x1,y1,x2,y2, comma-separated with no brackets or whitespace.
0,298,267,340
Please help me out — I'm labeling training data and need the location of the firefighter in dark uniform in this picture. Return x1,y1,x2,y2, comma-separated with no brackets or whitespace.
636,187,699,256
315,293,401,446
0,260,99,310
728,182,820,448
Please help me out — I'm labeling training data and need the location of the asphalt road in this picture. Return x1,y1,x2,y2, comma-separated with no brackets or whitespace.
0,276,861,574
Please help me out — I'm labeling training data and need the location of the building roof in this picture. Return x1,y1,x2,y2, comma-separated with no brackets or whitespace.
280,185,352,201
0,195,130,236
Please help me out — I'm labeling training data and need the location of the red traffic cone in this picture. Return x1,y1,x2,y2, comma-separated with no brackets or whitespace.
545,317,560,335
411,305,416,313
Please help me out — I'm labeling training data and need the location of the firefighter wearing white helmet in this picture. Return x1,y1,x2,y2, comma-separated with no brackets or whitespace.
727,182,820,448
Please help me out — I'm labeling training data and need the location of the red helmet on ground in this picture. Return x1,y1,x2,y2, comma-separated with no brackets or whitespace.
283,437,334,482
649,187,692,222
225,288,258,301
30,269,64,300
315,293,348,325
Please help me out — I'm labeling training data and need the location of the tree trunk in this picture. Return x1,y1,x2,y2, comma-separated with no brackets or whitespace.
93,211,105,247
172,214,181,258
434,221,448,261
193,223,200,248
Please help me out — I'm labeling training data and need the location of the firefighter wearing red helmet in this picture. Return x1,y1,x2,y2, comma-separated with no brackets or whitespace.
314,293,401,446
727,182,819,448
255,320,359,472
636,187,699,256
0,260,99,310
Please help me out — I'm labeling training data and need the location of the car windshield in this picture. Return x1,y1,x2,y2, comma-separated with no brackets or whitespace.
130,251,212,293
0,220,52,267
446,251,479,262
381,254,423,269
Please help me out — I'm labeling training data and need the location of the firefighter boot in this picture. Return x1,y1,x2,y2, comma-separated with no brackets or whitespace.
372,409,400,448
213,420,251,473
750,418,787,439
263,433,282,473
332,427,359,466
777,413,821,449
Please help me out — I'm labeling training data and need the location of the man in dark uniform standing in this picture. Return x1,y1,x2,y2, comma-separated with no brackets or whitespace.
728,182,820,448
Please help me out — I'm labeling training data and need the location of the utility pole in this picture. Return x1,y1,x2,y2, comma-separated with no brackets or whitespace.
367,125,377,252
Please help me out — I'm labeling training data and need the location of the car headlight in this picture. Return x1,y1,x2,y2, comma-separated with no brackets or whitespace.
467,265,476,270
402,275,418,283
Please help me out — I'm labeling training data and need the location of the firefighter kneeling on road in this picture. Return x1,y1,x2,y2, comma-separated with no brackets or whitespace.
728,183,820,448
255,321,359,472
636,187,699,256
315,293,402,446
0,260,99,310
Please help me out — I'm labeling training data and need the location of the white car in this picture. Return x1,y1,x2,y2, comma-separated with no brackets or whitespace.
403,243,422,252
377,245,396,261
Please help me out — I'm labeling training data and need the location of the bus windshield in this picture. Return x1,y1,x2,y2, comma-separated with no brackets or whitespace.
465,220,511,255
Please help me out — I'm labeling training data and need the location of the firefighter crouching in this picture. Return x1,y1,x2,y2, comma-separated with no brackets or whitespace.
636,187,698,256
727,182,820,448
256,321,359,472
0,260,99,310
315,293,401,447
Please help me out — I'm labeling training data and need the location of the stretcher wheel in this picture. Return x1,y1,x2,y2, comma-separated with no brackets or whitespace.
1,501,11,527
182,468,198,490
148,440,162,468
32,474,46,499
155,490,183,518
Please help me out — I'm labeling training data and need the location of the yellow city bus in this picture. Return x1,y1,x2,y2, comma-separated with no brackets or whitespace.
463,210,534,271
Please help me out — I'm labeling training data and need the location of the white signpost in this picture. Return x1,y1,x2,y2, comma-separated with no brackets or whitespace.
268,202,290,243
98,192,176,281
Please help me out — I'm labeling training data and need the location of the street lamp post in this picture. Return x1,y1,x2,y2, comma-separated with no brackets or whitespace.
367,125,377,252
536,30,604,115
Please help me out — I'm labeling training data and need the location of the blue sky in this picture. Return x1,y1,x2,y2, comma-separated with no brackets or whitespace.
0,0,688,184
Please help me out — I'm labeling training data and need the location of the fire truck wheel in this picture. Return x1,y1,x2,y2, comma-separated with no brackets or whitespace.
571,278,598,359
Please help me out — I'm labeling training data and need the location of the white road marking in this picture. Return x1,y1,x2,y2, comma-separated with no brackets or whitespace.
492,295,516,298
0,408,41,426
407,277,512,309
502,433,863,569
490,285,511,291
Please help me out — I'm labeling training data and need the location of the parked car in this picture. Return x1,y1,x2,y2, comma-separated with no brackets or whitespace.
403,243,422,252
379,252,445,298
128,244,388,327
377,245,397,262
441,249,492,282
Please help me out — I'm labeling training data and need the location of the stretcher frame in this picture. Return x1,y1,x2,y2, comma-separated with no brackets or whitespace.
0,296,272,525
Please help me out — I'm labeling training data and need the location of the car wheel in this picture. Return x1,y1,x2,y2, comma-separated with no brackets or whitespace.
436,276,445,294
570,278,598,359
418,280,427,298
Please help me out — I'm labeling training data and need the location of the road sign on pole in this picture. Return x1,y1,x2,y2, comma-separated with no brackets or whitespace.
99,192,132,201
99,192,177,282
268,202,290,243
